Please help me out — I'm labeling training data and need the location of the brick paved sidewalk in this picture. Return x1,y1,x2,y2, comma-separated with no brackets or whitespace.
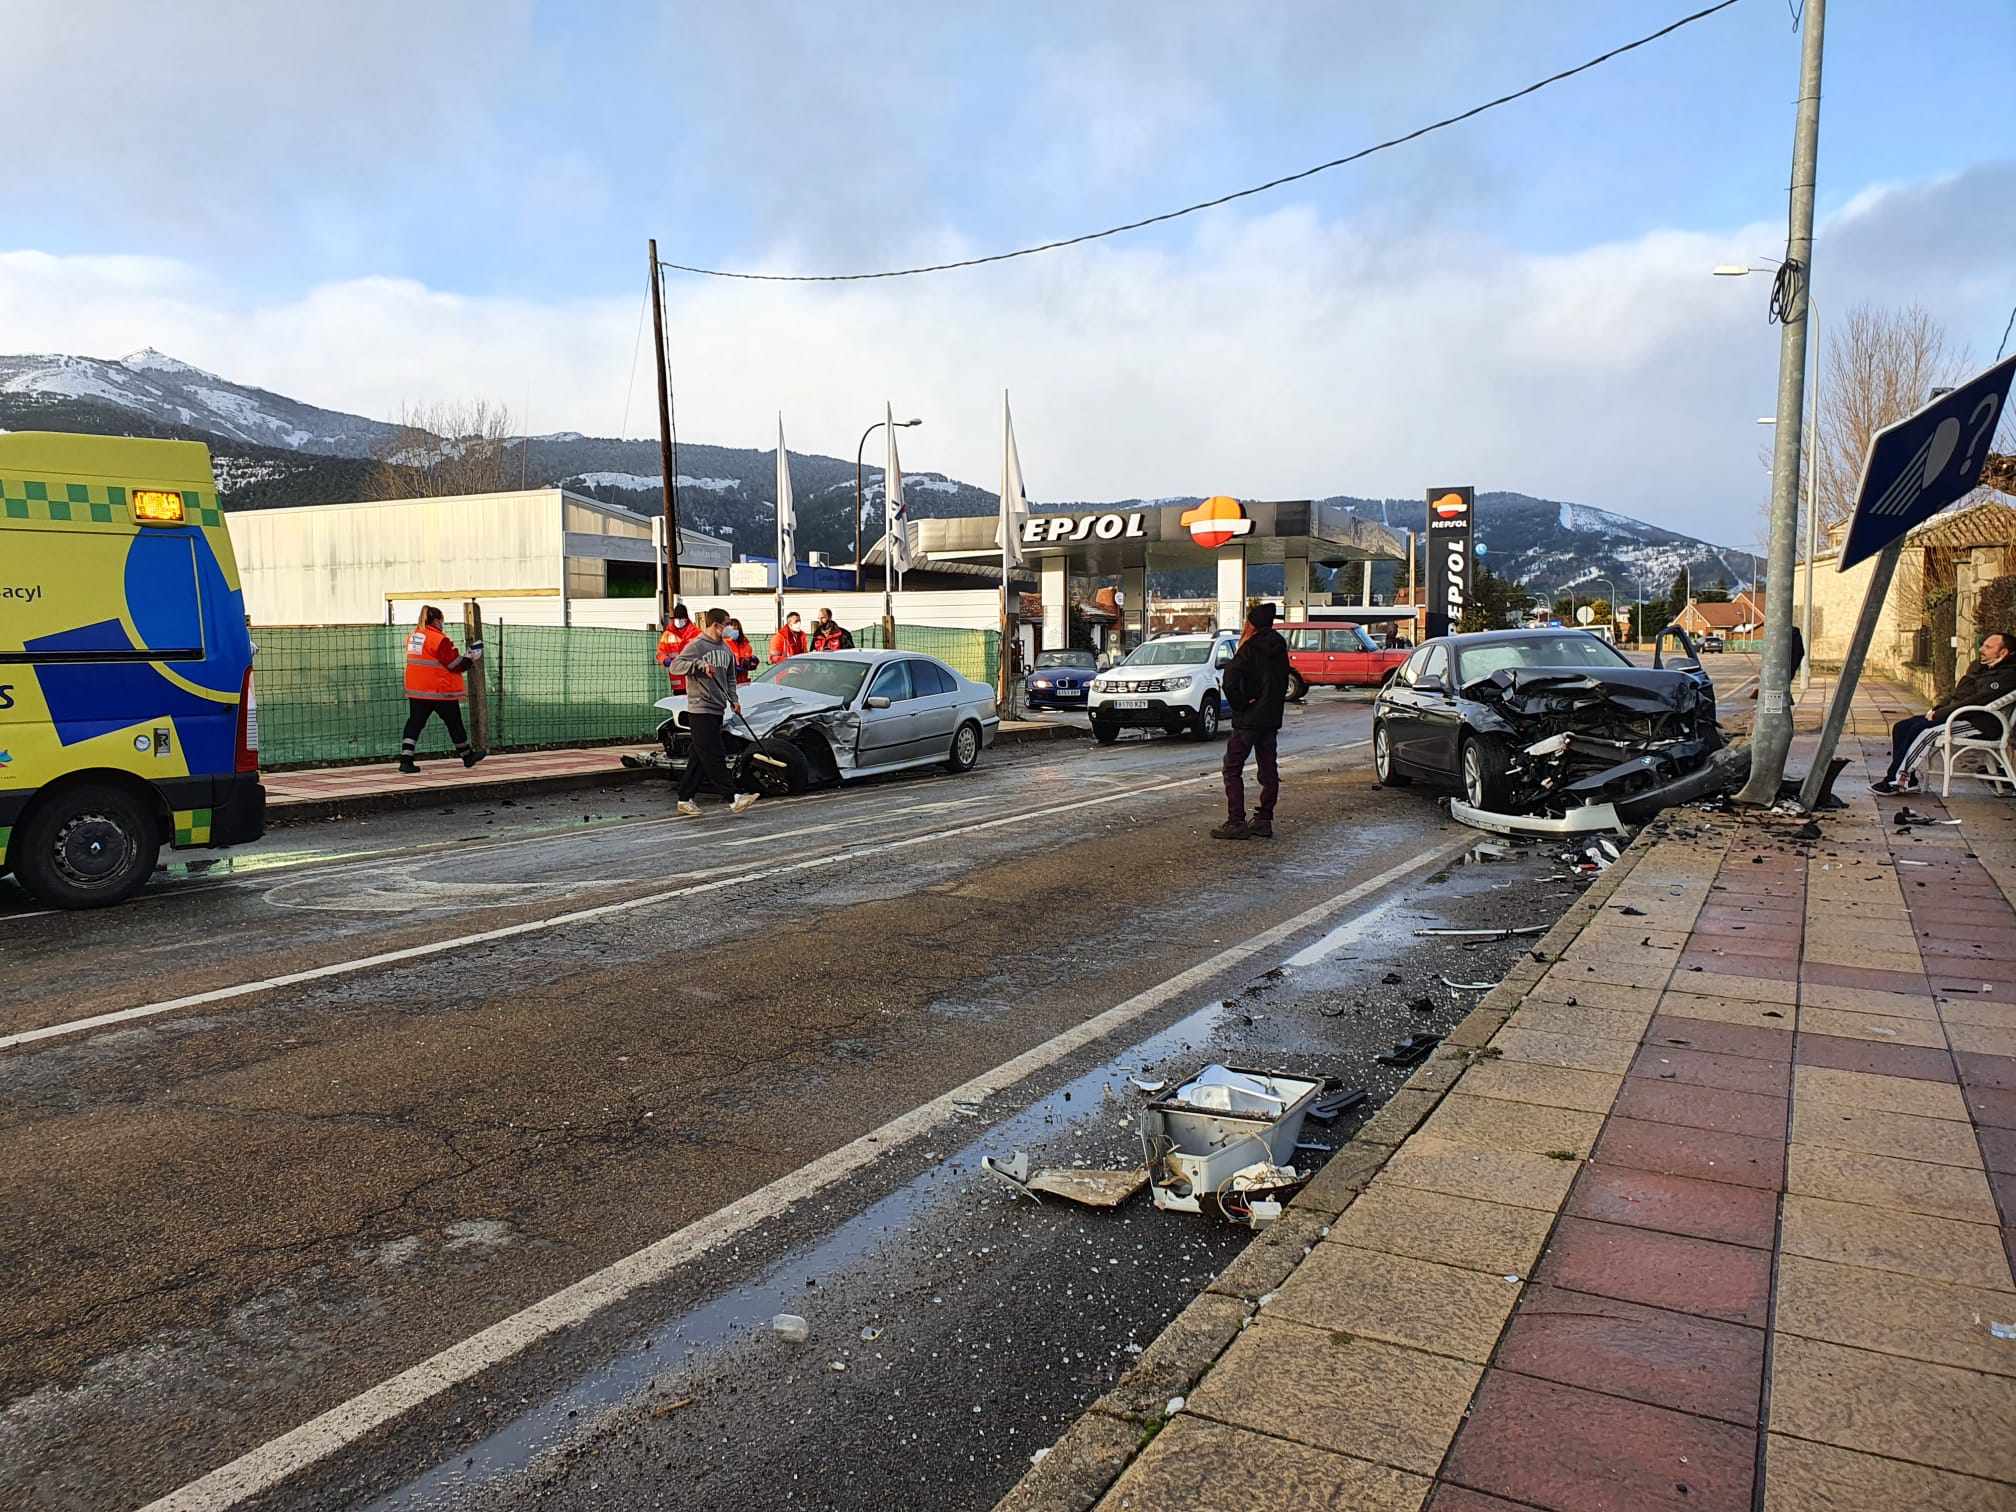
263,745,657,816
1002,674,2016,1512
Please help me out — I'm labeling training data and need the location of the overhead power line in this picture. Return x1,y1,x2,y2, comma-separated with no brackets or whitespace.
658,0,1744,284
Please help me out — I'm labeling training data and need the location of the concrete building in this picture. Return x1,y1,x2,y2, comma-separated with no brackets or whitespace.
225,487,728,628
1789,497,2015,700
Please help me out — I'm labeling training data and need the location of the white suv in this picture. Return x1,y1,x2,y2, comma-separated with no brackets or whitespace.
1087,631,1239,744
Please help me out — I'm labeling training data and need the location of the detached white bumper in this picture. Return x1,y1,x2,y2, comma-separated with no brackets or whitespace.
1448,799,1626,837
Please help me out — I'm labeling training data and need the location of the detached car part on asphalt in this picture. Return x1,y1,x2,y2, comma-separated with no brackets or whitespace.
636,650,1000,796
1373,627,1746,836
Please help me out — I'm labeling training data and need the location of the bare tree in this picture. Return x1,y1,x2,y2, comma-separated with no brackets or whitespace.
364,399,517,499
1812,303,1969,534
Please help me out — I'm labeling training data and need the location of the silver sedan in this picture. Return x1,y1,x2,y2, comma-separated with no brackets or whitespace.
652,649,1001,796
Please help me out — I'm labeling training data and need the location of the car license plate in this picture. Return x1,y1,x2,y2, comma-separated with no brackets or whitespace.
1115,698,1148,709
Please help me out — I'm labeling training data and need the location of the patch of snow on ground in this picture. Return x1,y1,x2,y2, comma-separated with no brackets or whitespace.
569,471,659,490
911,477,960,493
121,349,222,381
1,363,131,404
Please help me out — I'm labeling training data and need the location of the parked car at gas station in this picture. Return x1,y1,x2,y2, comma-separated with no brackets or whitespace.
1087,631,1238,744
1279,621,1410,701
1025,648,1100,712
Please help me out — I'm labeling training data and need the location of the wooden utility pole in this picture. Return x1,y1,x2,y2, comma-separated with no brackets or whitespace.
462,600,490,752
649,239,681,621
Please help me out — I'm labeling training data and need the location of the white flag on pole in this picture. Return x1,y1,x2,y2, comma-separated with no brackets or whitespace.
885,400,913,576
775,413,797,582
996,390,1030,569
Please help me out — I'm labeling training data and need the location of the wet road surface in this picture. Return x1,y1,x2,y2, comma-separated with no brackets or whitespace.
0,691,1594,1511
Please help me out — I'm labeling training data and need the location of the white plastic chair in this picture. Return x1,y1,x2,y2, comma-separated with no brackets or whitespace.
1901,688,2016,795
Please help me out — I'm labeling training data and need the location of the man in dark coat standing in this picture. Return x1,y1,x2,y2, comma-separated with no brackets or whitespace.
1214,603,1291,840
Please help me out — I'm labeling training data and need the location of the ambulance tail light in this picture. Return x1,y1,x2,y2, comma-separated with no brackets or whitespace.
132,489,187,525
235,667,260,773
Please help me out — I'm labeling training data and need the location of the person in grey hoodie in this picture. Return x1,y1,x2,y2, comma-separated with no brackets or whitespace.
667,608,761,817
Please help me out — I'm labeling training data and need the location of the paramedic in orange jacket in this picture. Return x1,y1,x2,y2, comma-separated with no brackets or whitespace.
656,604,702,693
725,618,760,683
769,612,807,664
401,605,486,773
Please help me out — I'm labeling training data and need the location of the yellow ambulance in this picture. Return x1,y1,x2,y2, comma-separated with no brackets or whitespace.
1,432,264,907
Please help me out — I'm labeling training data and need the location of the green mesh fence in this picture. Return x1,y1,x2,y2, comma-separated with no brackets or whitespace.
852,624,1000,688
252,622,999,770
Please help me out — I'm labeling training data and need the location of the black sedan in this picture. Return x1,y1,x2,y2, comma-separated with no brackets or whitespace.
1372,628,1729,826
1025,648,1100,711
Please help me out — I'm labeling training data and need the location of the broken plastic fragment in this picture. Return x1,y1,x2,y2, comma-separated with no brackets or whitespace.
860,1325,882,1341
770,1314,810,1344
1165,1396,1186,1416
1128,1077,1167,1094
1991,1321,2016,1340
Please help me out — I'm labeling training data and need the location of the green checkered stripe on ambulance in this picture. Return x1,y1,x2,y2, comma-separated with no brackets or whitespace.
172,809,213,847
0,479,223,527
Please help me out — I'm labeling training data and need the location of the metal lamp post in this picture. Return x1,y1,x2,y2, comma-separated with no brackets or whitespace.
1591,576,1619,640
854,416,922,593
1720,266,1822,690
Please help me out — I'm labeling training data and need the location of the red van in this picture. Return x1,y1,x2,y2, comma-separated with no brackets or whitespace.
1280,621,1410,702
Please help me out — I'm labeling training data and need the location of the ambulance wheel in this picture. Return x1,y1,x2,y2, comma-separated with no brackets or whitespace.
944,721,983,774
739,740,811,797
1287,671,1308,703
15,785,161,909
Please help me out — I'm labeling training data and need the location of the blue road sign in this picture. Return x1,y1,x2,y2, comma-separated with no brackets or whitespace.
1839,354,2016,571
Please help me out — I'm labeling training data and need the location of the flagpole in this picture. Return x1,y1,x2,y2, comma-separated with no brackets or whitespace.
999,392,1011,708
775,413,786,633
882,400,896,647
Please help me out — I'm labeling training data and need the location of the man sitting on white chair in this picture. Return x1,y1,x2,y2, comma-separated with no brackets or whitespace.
1872,630,2014,795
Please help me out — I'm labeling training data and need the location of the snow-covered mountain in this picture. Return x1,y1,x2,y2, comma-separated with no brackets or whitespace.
0,349,398,455
0,348,1753,589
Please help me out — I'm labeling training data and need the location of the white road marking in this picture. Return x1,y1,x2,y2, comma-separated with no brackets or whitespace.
3,774,1207,1052
133,833,1466,1512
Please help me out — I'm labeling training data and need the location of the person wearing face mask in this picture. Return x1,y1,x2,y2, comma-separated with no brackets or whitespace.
769,612,807,664
725,618,759,683
656,604,702,695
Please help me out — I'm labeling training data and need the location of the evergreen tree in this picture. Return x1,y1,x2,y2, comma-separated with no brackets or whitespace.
1458,563,1534,632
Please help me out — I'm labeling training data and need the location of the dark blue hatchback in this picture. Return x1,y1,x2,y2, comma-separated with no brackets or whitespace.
1026,648,1099,710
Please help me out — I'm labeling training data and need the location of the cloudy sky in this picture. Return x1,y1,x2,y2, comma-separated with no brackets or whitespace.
2,0,2010,544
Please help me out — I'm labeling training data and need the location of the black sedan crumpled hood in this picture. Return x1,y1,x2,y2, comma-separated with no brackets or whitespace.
1459,662,1728,822
1466,665,1705,716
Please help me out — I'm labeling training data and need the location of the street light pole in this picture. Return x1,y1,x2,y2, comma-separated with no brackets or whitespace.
1592,576,1619,639
1734,0,1825,804
854,416,922,595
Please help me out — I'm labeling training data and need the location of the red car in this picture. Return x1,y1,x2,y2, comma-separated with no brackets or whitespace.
1281,621,1411,701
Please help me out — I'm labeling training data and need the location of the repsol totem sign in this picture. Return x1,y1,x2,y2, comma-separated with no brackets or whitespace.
1425,487,1475,628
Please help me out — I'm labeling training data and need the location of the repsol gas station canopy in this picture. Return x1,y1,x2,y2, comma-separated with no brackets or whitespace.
914,497,1407,574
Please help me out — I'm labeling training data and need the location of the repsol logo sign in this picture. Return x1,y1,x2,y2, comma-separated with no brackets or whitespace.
1021,512,1146,545
0,685,14,710
1424,487,1474,626
2,584,44,602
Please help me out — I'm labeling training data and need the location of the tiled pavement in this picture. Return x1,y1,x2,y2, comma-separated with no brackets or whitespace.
1004,675,2016,1512
262,745,655,812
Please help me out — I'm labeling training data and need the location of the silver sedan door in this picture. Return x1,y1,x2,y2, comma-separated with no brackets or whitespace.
856,660,917,769
904,657,962,761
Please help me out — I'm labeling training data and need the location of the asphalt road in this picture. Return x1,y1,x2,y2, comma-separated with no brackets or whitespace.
0,683,1678,1512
